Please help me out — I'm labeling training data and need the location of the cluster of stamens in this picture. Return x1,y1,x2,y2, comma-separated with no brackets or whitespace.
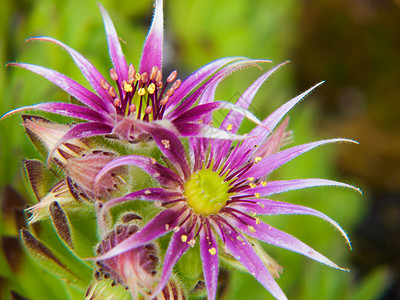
100,64,181,122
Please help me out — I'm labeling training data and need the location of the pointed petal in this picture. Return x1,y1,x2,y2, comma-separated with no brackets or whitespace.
132,120,191,180
225,213,348,270
98,4,129,83
227,82,324,168
232,199,351,248
151,222,194,298
248,82,324,146
97,188,182,231
213,219,287,300
7,63,114,115
2,102,110,123
95,207,186,261
240,139,356,180
174,122,252,140
165,57,247,112
95,155,184,189
199,224,219,300
213,62,288,168
237,178,361,197
27,37,115,114
167,59,269,119
139,0,163,74
173,101,261,127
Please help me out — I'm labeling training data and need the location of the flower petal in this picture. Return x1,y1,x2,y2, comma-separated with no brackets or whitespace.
227,82,324,169
165,57,247,113
240,138,356,180
151,221,194,298
132,120,191,180
95,207,187,261
7,63,113,116
97,188,182,231
95,155,184,189
98,4,129,84
139,0,163,74
213,62,288,169
27,37,115,114
167,58,269,119
174,122,252,141
237,178,361,197
199,222,219,300
225,213,348,270
1,102,110,123
213,219,287,300
232,199,351,248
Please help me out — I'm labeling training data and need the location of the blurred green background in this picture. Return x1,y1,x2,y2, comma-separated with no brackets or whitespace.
0,0,398,299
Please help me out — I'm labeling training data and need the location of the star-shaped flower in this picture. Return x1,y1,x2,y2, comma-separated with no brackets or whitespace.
93,72,360,300
2,0,263,157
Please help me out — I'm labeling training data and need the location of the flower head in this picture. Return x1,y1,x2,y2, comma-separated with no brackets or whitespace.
94,73,360,300
2,0,264,160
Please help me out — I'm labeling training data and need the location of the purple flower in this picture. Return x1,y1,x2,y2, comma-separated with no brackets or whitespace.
2,0,263,155
94,72,360,300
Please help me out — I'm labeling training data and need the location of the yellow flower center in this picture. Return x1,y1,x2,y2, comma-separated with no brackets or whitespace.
184,167,232,216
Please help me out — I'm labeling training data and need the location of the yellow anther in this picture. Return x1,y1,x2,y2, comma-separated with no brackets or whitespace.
138,87,146,96
123,81,133,92
248,226,256,233
255,192,260,198
254,157,262,163
181,235,188,243
135,73,141,81
261,181,267,187
258,203,265,208
188,239,196,247
236,236,244,242
165,224,170,231
161,139,170,149
226,124,233,131
256,218,261,225
249,183,257,188
208,247,217,255
144,190,151,195
148,83,156,94
247,177,255,181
